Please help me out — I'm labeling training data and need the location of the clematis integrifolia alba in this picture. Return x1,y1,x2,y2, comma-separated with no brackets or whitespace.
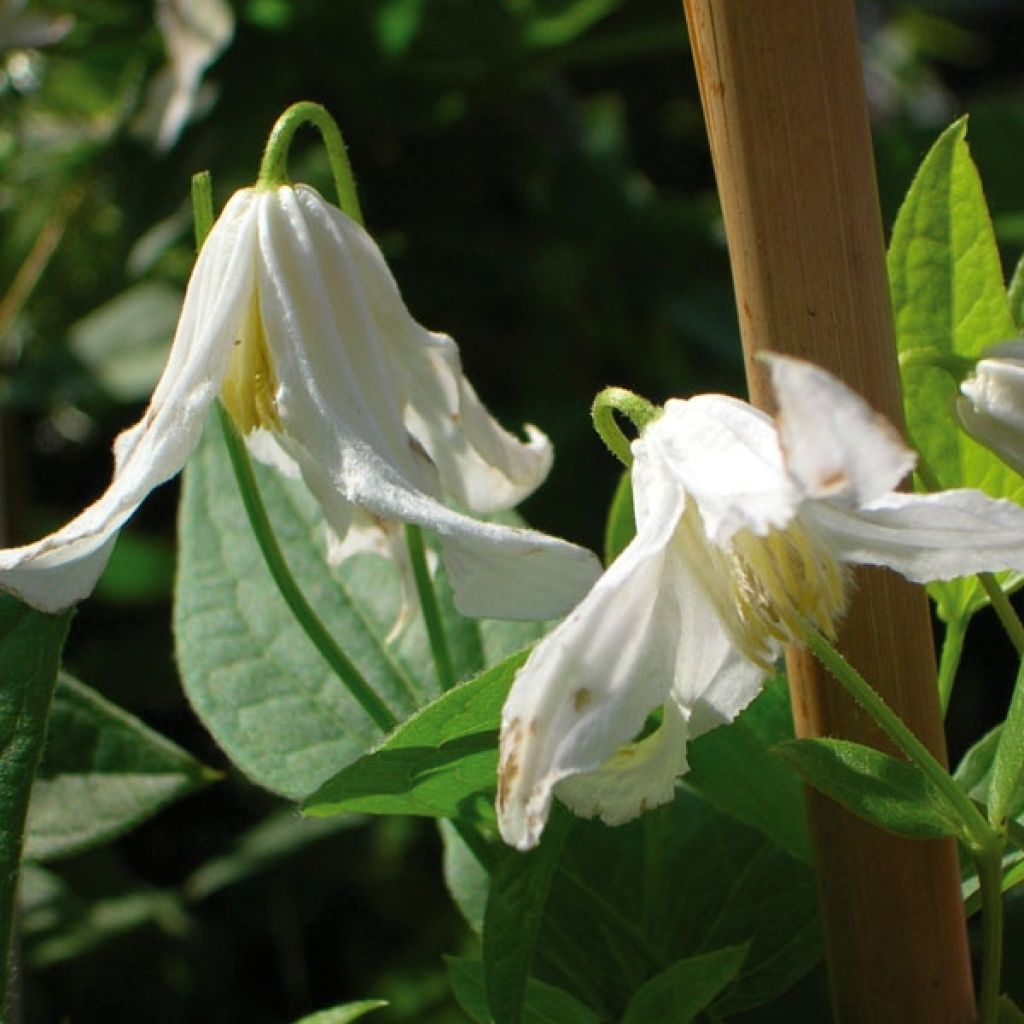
958,340,1024,477
0,182,600,619
498,356,1024,850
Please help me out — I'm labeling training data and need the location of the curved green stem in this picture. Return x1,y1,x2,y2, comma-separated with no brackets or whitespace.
979,573,1024,658
191,171,395,734
405,524,456,692
798,621,994,850
257,101,363,225
937,614,968,717
591,387,659,467
975,840,1006,1024
217,404,397,732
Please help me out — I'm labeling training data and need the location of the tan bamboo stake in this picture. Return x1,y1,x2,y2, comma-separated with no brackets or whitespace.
680,3,974,1021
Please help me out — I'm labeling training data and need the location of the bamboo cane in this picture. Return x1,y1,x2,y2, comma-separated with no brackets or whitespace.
680,3,974,1020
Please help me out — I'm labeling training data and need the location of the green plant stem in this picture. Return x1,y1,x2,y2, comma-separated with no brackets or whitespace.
590,387,659,467
216,404,397,733
975,841,1006,1024
405,524,456,692
937,614,968,716
191,171,395,734
798,622,993,849
979,573,1024,658
257,101,363,225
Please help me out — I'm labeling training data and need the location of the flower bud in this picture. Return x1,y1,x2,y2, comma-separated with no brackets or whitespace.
958,340,1024,476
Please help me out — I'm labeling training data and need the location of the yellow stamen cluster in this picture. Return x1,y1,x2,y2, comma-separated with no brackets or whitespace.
220,292,282,434
676,503,848,668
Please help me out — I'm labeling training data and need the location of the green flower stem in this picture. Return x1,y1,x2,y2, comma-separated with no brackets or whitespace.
191,171,395,734
591,387,660,467
405,524,456,692
979,573,1024,658
975,841,1006,1024
798,622,993,850
257,101,363,225
937,614,968,717
216,404,397,733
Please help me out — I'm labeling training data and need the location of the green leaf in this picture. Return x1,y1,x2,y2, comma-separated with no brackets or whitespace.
484,809,571,1024
184,810,362,902
888,116,1024,622
24,674,213,862
991,663,1024,827
621,944,748,1024
290,1001,388,1024
0,598,72,1005
176,419,543,801
998,995,1024,1024
18,862,190,969
447,956,600,1024
535,791,820,1018
1009,251,1024,331
686,675,810,863
603,470,634,564
775,738,962,840
68,281,181,402
301,650,528,820
441,819,490,934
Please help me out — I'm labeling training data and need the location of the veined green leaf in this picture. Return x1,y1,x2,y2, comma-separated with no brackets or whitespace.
176,420,542,801
0,598,72,1003
484,809,572,1024
24,674,213,862
301,650,527,820
686,675,810,863
447,956,600,1024
888,117,1023,621
990,662,1024,827
775,738,963,840
621,944,748,1024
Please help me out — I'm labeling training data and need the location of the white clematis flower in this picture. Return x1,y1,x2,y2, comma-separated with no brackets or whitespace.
958,340,1024,477
0,183,601,618
498,355,1024,850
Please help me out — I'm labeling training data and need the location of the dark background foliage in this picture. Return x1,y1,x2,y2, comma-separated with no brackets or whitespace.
4,1,1024,1020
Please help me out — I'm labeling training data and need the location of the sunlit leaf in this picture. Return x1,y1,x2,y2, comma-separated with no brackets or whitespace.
888,116,1023,621
776,739,963,840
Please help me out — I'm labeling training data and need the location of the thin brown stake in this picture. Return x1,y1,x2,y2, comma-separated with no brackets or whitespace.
680,3,974,1021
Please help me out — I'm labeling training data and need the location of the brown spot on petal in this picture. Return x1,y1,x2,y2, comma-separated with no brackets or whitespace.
529,718,539,736
815,468,849,492
573,688,593,712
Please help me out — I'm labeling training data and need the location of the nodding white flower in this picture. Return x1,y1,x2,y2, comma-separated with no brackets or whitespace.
497,356,1024,850
958,340,1024,477
0,184,601,619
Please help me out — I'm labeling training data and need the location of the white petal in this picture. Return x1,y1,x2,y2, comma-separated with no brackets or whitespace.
497,528,680,849
259,186,600,621
807,488,1024,583
959,344,1024,477
0,190,258,611
767,355,915,505
640,395,799,544
554,701,691,828
400,334,554,514
259,186,429,490
664,545,769,737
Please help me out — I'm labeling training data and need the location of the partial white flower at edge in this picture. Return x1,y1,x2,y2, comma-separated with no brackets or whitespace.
958,339,1024,477
0,183,601,620
498,356,1024,851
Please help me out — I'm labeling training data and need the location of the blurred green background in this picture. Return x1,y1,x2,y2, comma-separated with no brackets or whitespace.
5,1,1024,1020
